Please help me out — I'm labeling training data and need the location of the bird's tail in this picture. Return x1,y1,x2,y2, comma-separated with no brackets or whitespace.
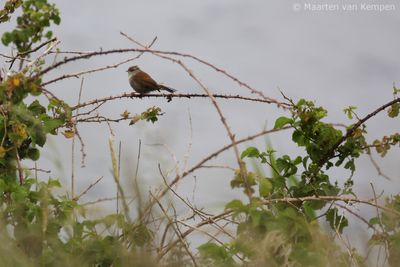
158,85,177,93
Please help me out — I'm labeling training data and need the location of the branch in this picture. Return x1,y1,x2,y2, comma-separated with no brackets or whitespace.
141,126,292,219
41,36,158,86
157,194,400,260
71,92,282,111
123,34,253,200
34,45,290,108
8,37,58,69
120,32,284,108
262,195,400,216
318,97,400,167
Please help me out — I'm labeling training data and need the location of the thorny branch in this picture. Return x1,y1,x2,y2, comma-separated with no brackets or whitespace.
123,33,253,201
34,41,290,108
71,92,282,111
318,97,400,167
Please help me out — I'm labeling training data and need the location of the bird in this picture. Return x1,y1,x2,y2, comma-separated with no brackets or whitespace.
127,66,176,94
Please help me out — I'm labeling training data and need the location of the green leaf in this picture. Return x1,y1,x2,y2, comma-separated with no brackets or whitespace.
344,159,355,172
297,98,307,106
293,156,302,165
388,103,400,118
43,117,64,134
141,106,162,123
274,116,292,129
259,178,272,197
292,130,305,146
343,106,357,120
103,214,124,228
28,100,46,115
27,122,46,146
326,208,348,233
198,243,230,260
1,32,12,45
276,158,288,172
369,217,380,225
303,201,317,219
240,147,259,159
225,199,245,211
53,15,61,25
47,179,61,188
11,186,28,202
27,148,40,161
131,223,152,246
45,31,53,39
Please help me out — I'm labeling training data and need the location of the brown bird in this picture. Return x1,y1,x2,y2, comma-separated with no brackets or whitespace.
127,66,176,94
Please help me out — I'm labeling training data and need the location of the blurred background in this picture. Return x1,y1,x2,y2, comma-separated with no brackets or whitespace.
0,0,399,256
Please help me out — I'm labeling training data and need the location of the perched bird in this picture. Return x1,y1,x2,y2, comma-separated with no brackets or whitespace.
127,66,176,94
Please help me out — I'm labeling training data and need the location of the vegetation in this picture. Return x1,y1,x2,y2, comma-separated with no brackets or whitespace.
0,1,399,266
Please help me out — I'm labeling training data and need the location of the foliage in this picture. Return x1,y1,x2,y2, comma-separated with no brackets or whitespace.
0,0,23,23
368,196,400,266
200,203,355,267
0,178,155,267
129,106,164,125
0,1,400,267
0,71,70,182
1,0,60,53
200,97,399,266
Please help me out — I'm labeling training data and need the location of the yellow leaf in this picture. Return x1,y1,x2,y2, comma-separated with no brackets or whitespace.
11,122,28,140
352,128,363,138
121,110,130,119
12,77,21,87
0,147,5,158
62,130,75,139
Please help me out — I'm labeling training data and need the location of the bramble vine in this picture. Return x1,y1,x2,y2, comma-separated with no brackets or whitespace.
0,1,399,267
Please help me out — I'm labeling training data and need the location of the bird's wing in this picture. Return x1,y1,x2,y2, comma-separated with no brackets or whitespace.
135,71,158,88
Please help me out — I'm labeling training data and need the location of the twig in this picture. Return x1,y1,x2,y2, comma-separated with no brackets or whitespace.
334,202,378,232
262,195,400,216
43,36,158,86
158,164,206,219
25,38,60,70
81,196,135,206
157,194,400,260
71,92,284,111
8,37,57,69
151,192,198,267
126,35,252,201
15,149,24,184
121,32,288,109
25,167,51,173
157,210,233,260
370,183,389,266
42,57,136,86
367,153,391,181
73,176,104,201
318,97,400,167
141,126,291,217
34,44,289,109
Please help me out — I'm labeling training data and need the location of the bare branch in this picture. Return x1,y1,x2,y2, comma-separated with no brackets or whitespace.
73,176,104,201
